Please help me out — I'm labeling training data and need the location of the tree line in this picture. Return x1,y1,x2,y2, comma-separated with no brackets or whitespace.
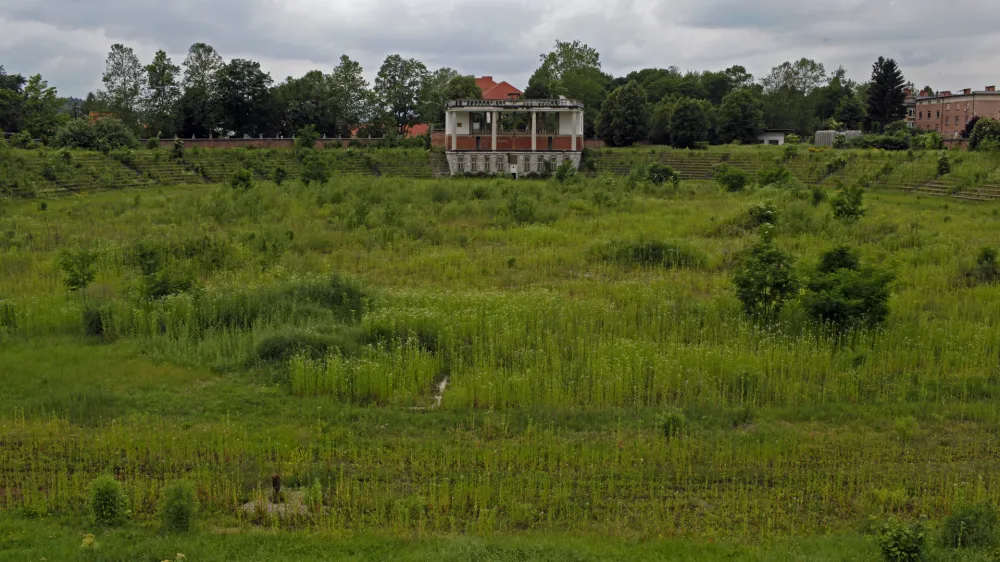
2,40,911,146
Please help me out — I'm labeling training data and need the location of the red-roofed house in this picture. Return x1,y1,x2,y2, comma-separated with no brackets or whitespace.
475,76,523,100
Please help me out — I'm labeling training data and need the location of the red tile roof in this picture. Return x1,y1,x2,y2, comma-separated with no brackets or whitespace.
475,76,523,100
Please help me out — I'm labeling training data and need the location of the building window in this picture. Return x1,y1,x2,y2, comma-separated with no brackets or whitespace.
485,156,491,173
471,155,478,172
537,156,545,172
945,117,950,125
919,112,922,120
457,155,465,173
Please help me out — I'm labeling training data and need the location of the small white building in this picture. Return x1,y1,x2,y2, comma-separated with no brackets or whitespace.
757,129,792,146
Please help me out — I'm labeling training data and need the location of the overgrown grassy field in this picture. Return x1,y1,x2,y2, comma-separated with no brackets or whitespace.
2,149,1000,560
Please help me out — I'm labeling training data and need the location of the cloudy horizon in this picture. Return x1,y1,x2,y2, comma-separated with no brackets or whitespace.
1,0,996,98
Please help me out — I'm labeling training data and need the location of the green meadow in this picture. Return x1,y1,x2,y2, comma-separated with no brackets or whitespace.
2,145,1000,560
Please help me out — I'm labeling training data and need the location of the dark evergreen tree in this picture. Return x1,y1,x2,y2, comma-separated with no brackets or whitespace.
866,57,906,132
669,97,711,148
717,89,764,144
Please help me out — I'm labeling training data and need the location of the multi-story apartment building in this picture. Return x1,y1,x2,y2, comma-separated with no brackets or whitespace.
915,86,1000,138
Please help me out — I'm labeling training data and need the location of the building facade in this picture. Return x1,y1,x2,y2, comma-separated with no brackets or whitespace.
915,86,1000,138
444,98,584,176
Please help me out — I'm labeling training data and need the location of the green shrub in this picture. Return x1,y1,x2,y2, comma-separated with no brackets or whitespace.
969,117,1000,151
255,327,361,363
937,151,951,176
272,166,288,186
110,148,135,166
803,246,894,330
824,154,847,176
295,125,320,151
82,303,113,338
230,168,254,190
756,165,791,187
659,407,687,439
146,137,160,150
876,518,926,562
300,152,330,185
58,248,98,292
595,240,705,269
172,137,184,159
160,480,197,533
0,300,16,333
850,135,911,151
647,162,680,188
733,228,799,319
9,131,34,149
964,247,1000,285
713,163,749,192
744,202,779,229
941,502,998,549
88,475,128,527
811,186,827,207
555,159,577,183
831,184,865,222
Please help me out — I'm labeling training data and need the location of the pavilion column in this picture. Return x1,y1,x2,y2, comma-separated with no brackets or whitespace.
491,111,498,151
449,111,457,151
531,112,537,152
571,111,578,151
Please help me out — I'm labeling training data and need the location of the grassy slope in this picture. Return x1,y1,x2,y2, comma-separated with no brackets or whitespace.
3,166,1000,558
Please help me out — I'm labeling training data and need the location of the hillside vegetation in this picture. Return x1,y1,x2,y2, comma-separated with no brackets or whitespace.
2,147,1000,560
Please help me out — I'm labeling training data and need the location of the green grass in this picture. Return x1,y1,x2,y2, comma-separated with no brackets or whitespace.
4,147,1000,558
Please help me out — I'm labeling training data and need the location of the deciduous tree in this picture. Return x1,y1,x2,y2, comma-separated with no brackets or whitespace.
144,50,181,137
374,54,428,135
717,89,764,144
217,59,273,137
21,74,64,141
330,55,375,129
98,44,146,129
597,80,648,147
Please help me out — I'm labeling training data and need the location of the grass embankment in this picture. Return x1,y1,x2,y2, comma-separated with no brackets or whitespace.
2,167,1000,559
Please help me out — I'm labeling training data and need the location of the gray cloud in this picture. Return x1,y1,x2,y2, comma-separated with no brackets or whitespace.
2,0,1000,98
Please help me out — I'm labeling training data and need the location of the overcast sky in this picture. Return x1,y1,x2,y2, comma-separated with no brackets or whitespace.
1,0,996,98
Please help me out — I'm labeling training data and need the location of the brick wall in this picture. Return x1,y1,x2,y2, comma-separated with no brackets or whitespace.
156,137,391,150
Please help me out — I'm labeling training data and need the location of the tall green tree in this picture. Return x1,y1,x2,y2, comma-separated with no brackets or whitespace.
0,66,27,132
835,95,866,130
271,70,340,137
144,50,181,137
866,57,907,132
98,44,146,128
649,97,676,145
597,80,648,147
717,89,765,144
182,43,224,92
761,58,826,134
669,97,712,148
374,54,428,135
560,66,612,137
21,74,64,141
177,43,224,137
217,59,273,137
418,67,462,127
330,55,374,128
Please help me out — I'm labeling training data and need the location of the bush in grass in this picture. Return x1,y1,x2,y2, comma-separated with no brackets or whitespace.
647,162,680,188
255,327,361,363
146,137,160,150
595,240,705,269
756,165,791,187
160,480,197,533
963,247,1000,286
803,245,894,330
713,163,749,192
941,502,999,549
733,226,799,320
555,159,577,183
82,303,114,338
172,137,184,159
272,166,288,186
876,518,926,562
0,300,16,333
88,475,128,527
937,151,951,176
300,152,330,185
744,202,779,229
9,131,34,149
58,248,98,292
294,125,321,151
230,168,254,190
659,407,688,439
831,184,865,222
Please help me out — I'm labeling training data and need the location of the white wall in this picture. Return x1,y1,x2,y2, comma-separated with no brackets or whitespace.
757,132,785,145
558,112,581,135
453,112,471,135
